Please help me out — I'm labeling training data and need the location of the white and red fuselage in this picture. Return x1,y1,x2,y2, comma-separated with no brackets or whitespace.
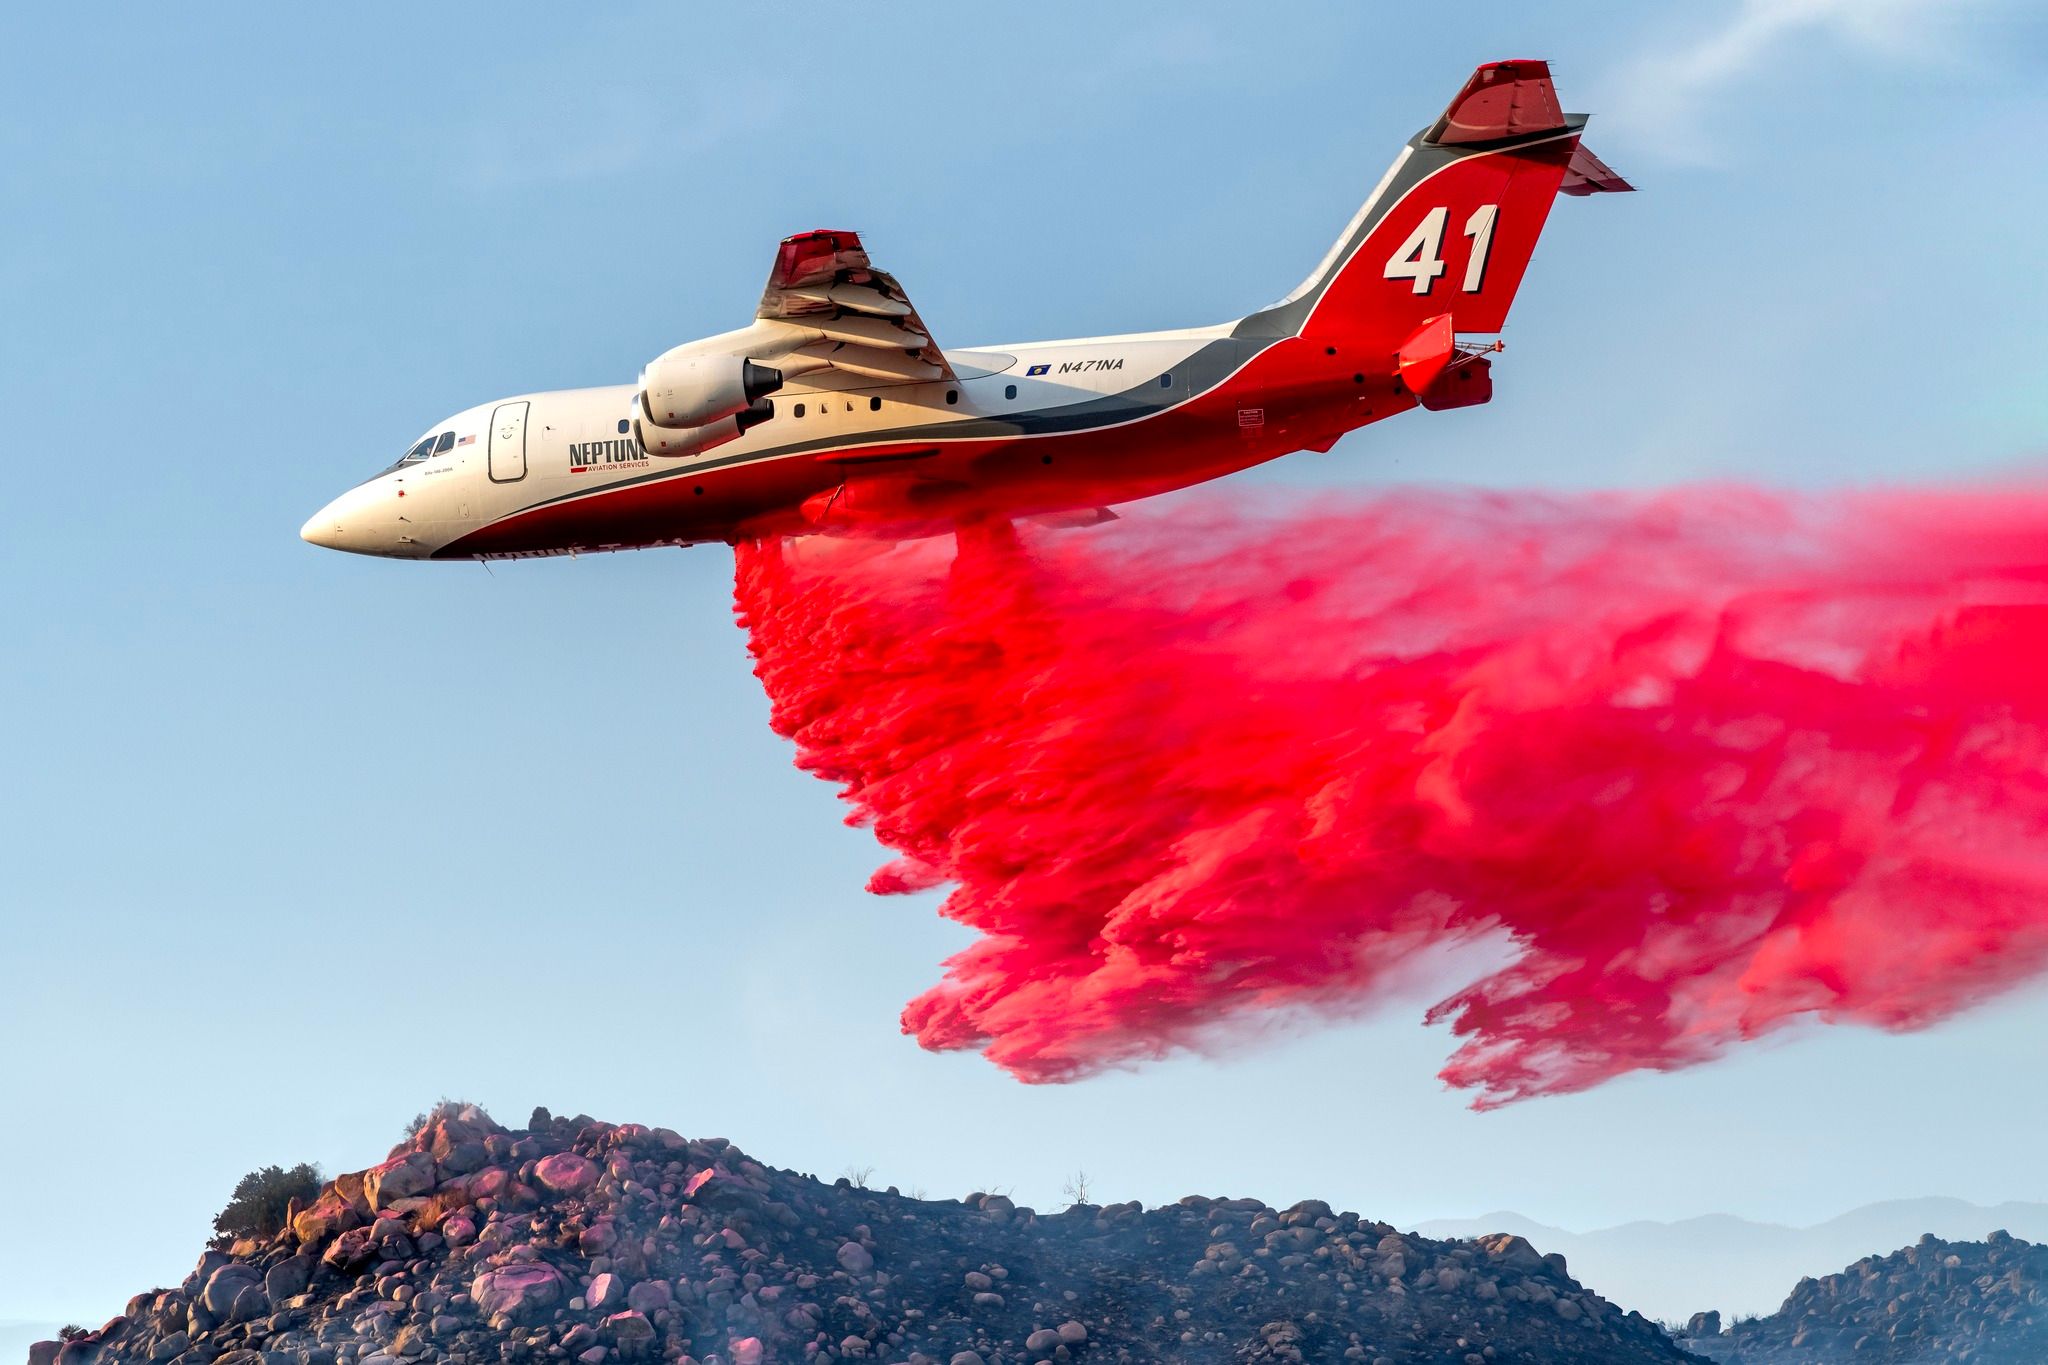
300,61,1629,562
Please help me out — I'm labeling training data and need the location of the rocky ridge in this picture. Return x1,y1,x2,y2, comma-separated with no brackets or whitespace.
1681,1231,2048,1363
30,1105,1690,1365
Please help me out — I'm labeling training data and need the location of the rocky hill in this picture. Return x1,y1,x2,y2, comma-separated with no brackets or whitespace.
1417,1200,2048,1322
29,1106,1690,1365
1679,1231,2048,1363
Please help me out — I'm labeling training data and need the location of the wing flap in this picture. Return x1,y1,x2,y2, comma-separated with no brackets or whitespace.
782,283,914,318
807,313,931,351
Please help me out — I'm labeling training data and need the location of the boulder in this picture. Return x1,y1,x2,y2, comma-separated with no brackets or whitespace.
365,1153,437,1212
369,1219,416,1260
291,1192,360,1245
441,1214,476,1246
333,1171,369,1212
1475,1233,1546,1273
1025,1328,1061,1356
201,1265,264,1317
322,1225,380,1273
225,1282,270,1326
837,1241,875,1274
604,1311,654,1359
533,1153,599,1196
471,1263,569,1321
27,1342,61,1365
438,1139,489,1176
423,1106,502,1165
1057,1322,1088,1346
266,1253,314,1304
467,1167,512,1203
730,1339,763,1365
189,1250,229,1290
587,1273,625,1311
624,1279,671,1314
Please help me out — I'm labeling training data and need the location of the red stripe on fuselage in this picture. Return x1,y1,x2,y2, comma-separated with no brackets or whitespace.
436,340,1415,558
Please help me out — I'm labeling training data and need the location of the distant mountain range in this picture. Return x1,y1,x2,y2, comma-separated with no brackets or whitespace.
1415,1198,2048,1323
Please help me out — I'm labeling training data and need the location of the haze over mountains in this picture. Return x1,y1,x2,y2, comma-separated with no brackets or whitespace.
1417,1199,2048,1323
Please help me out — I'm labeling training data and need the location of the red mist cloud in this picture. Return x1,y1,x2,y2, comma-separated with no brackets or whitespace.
733,487,2048,1106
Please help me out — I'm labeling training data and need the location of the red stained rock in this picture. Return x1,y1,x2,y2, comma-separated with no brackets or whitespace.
470,1263,568,1321
321,1225,379,1273
467,1167,511,1202
534,1152,599,1197
365,1152,438,1212
290,1192,360,1245
587,1272,624,1312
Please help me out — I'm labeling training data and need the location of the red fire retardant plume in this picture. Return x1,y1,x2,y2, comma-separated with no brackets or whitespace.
732,488,2048,1107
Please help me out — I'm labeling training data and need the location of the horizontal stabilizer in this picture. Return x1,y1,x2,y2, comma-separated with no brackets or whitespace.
1560,143,1634,196
1425,60,1567,145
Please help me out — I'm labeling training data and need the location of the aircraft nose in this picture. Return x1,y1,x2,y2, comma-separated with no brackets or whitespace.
300,496,350,550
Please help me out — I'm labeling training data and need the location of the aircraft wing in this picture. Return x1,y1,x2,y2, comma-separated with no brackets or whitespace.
755,229,955,384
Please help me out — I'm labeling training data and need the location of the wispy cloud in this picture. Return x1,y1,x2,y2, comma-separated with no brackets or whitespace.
1599,0,1997,162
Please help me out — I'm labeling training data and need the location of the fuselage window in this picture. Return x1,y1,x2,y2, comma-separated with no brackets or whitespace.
434,431,455,454
794,402,806,418
1159,373,1172,388
1005,384,1017,400
616,418,630,435
869,396,881,412
945,389,959,405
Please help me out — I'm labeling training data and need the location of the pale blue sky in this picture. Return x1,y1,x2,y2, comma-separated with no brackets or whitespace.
4,1,2047,1331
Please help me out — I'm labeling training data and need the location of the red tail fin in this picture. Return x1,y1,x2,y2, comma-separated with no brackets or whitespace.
1243,61,1627,351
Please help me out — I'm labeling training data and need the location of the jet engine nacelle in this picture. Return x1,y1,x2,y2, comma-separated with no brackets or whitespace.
634,399,775,459
638,353,783,430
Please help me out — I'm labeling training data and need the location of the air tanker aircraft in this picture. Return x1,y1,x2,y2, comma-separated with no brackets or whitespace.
301,61,1628,561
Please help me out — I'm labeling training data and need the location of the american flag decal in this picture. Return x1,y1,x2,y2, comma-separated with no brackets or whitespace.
457,433,476,446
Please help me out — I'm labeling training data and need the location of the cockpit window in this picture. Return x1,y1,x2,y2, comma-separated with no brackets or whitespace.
403,437,435,462
433,430,455,455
